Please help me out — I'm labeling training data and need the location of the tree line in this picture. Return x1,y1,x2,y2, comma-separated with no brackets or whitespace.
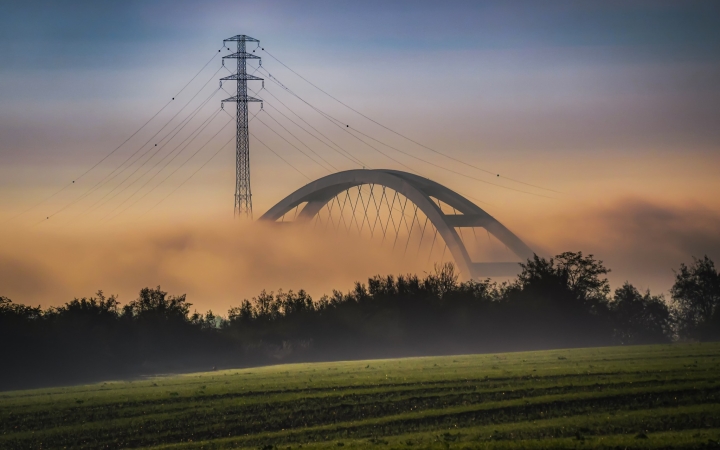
2,252,719,390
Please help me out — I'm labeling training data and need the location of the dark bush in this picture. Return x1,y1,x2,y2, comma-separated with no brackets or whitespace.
2,252,707,390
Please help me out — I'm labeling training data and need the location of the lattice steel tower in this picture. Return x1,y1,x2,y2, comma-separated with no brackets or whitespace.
221,35,263,218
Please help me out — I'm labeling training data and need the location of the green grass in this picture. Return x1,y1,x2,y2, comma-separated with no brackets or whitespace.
1,343,720,449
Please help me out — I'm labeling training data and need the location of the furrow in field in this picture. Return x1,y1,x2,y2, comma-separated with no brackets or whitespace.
1,382,718,449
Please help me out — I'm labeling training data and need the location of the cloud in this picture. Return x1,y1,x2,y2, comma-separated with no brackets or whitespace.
0,255,56,303
2,197,718,311
524,198,720,293
0,222,422,313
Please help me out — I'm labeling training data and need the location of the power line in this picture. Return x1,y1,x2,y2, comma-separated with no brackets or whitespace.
142,110,265,216
253,113,335,173
259,76,428,175
36,71,224,225
98,108,226,221
261,48,562,195
142,136,236,216
79,73,224,204
250,132,311,181
224,84,341,173
69,89,224,223
257,88,368,168
253,92,437,231
227,86,340,173
258,71,500,207
261,70,554,198
7,50,224,226
344,122,556,199
173,50,223,99
239,96,415,217
104,113,236,222
260,108,338,171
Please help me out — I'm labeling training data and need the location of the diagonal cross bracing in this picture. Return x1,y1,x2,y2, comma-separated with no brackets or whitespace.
221,34,263,218
260,169,534,279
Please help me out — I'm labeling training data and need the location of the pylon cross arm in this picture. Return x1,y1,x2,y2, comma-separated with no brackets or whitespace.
220,74,264,81
223,52,261,60
224,35,260,43
221,95,263,103
222,34,260,219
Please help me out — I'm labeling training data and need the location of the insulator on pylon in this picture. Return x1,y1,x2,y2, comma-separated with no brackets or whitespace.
262,81,264,89
222,60,224,66
261,103,264,110
221,103,224,110
219,81,222,88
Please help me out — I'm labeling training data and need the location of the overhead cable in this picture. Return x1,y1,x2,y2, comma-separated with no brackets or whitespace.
142,111,266,216
261,71,554,198
261,49,561,194
258,88,368,168
36,69,224,224
9,50,223,225
98,108,226,221
69,88,223,222
105,113,236,222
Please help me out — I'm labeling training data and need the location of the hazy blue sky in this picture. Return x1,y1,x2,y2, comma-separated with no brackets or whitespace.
1,1,719,307
1,1,718,165
2,1,719,154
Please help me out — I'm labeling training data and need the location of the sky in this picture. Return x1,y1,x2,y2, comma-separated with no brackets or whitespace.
1,0,719,311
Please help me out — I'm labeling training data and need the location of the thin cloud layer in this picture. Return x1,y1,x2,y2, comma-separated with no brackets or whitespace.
523,198,720,293
1,198,719,311
0,222,422,312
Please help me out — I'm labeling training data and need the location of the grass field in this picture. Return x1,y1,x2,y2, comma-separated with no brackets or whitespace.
1,343,720,449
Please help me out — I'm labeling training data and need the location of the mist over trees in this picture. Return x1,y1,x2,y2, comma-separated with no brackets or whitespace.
2,252,719,390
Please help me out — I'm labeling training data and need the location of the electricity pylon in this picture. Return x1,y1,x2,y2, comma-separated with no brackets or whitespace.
221,35,263,218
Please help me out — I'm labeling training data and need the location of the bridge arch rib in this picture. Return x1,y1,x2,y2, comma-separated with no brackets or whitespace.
259,169,534,279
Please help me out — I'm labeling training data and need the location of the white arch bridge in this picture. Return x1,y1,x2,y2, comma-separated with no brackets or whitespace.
259,169,534,279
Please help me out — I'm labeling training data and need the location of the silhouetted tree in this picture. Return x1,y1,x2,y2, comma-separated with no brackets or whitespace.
2,253,700,391
611,283,673,344
122,286,191,320
0,296,43,343
671,256,720,341
503,252,613,348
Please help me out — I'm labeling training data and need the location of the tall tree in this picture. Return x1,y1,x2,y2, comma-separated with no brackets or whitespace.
506,252,613,347
671,256,720,341
611,283,673,344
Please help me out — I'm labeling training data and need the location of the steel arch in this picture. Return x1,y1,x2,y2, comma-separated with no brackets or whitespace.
259,169,534,278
